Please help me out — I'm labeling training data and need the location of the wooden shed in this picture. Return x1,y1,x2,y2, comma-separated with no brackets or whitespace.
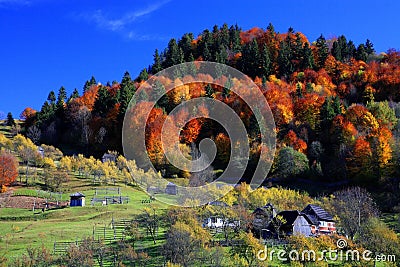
70,192,85,207
165,182,177,195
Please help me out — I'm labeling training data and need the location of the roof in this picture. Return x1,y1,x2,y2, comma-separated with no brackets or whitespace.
166,182,177,187
70,192,85,197
277,210,301,225
302,204,334,223
274,210,314,226
253,203,275,215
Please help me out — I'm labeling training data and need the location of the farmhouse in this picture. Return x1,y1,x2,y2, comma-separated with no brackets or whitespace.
301,204,336,235
203,216,225,228
202,201,240,229
252,203,276,238
260,204,336,238
70,192,85,207
270,210,314,237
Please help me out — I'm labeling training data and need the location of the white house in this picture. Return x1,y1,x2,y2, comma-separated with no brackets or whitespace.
203,216,225,228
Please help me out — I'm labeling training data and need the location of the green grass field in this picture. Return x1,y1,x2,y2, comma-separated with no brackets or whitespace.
0,173,171,260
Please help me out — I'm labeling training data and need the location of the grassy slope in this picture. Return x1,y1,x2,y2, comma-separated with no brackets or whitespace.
0,123,399,266
0,175,169,258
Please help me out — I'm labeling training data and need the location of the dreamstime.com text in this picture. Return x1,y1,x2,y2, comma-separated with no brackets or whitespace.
257,239,396,263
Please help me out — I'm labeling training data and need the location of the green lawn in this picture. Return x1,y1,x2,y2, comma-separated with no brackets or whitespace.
0,175,171,260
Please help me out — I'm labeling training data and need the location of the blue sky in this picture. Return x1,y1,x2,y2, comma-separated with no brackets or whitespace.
1,0,399,118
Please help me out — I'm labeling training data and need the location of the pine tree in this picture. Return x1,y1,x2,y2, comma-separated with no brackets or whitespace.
229,24,241,53
68,88,80,102
164,39,183,67
203,44,212,61
218,23,230,48
187,53,197,76
38,101,54,123
332,41,342,61
83,76,97,93
136,89,148,103
347,40,356,59
118,72,135,120
47,91,56,105
93,86,114,117
83,80,91,93
152,49,163,74
121,71,133,89
356,44,368,62
315,35,329,69
215,44,228,64
278,41,294,78
294,33,304,59
151,80,169,109
306,82,313,93
365,39,375,55
301,42,315,70
137,68,149,82
199,29,213,60
296,82,303,98
178,33,194,60
338,35,348,61
56,86,67,116
56,87,67,107
241,39,260,78
89,76,97,86
260,44,272,77
205,84,214,98
6,112,15,126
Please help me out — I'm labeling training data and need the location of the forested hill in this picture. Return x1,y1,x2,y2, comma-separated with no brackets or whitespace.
20,23,400,196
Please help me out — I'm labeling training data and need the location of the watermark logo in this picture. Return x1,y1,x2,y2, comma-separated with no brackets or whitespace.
257,238,396,263
122,62,276,207
336,238,347,249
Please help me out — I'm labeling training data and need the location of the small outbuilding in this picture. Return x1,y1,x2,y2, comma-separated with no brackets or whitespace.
70,192,85,207
102,153,116,163
165,182,177,195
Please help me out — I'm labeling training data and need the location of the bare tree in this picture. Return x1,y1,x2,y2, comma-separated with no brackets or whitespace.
43,121,56,144
124,221,142,250
189,143,215,187
332,187,379,239
26,125,41,145
10,124,21,136
96,127,107,144
138,206,159,245
77,106,91,146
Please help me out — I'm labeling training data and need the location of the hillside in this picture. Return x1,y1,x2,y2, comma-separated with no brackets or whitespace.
17,23,400,211
1,22,400,266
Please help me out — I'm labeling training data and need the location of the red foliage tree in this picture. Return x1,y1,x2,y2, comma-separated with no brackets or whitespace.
0,152,18,187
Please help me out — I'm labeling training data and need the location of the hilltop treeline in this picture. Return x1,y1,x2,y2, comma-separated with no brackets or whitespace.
20,23,400,200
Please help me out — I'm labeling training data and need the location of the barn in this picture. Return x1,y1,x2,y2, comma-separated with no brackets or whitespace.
70,192,85,207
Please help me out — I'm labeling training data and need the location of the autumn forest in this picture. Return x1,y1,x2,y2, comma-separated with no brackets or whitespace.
19,23,400,210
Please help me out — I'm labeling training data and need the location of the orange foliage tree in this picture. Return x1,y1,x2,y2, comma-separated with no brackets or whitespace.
283,130,307,154
20,107,37,120
0,152,18,187
347,137,373,182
